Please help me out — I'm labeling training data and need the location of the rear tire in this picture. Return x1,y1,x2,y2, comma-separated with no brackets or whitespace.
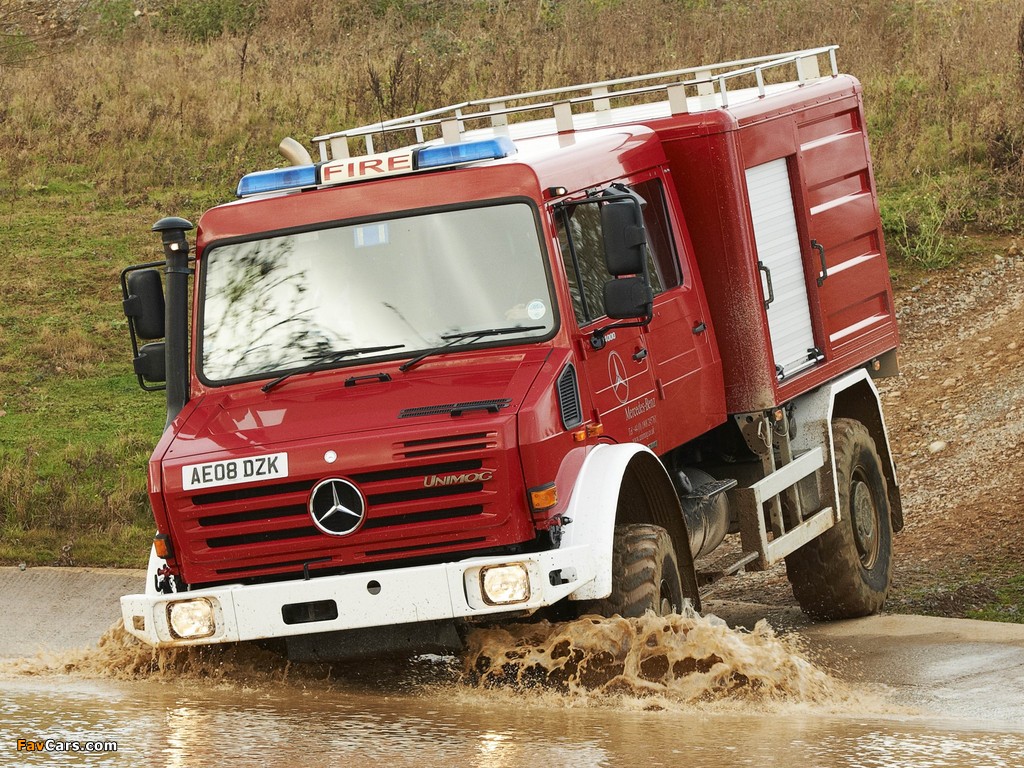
583,523,684,618
786,418,893,619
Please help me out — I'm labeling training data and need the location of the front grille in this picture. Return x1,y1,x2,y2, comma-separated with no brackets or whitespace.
394,431,498,459
175,430,514,584
192,480,314,507
208,525,318,550
366,536,488,557
193,460,488,544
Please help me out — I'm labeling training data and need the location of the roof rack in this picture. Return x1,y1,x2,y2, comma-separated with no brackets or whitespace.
312,46,839,162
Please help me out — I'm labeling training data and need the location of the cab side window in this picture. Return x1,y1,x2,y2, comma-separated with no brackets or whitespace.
556,178,680,325
635,178,682,292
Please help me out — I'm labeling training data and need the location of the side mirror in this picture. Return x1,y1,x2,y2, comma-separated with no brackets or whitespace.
601,198,647,276
603,276,653,320
124,269,165,340
134,341,167,384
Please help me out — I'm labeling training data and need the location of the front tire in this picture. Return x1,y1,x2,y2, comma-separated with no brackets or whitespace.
584,523,684,618
785,418,893,619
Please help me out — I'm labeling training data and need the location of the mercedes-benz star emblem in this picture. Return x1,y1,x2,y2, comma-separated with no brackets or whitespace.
608,350,629,404
308,478,366,536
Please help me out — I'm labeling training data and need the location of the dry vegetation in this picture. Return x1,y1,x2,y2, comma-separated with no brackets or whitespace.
4,1,1024,226
1,0,1024,571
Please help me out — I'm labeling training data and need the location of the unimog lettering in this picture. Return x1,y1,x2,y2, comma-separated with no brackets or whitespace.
423,471,494,488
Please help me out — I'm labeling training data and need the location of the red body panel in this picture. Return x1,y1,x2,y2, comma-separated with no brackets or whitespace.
650,76,898,412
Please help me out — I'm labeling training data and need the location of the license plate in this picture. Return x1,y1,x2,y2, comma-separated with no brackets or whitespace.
182,452,289,491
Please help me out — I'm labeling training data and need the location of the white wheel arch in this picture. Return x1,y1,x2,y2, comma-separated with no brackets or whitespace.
558,443,697,604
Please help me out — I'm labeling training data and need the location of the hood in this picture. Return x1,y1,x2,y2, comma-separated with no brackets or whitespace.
165,347,551,462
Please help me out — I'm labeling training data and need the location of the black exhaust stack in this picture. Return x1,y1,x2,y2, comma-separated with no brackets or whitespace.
152,217,194,428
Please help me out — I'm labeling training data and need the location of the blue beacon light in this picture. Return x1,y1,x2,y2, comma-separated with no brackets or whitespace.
414,136,517,169
236,165,317,197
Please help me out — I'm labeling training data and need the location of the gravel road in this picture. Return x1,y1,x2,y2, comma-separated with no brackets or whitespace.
881,245,1024,617
703,243,1024,619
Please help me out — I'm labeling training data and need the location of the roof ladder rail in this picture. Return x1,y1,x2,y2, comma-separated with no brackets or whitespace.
489,101,509,135
591,86,611,112
553,101,574,133
667,83,688,115
441,119,461,144
695,69,716,110
796,53,821,82
308,46,842,162
330,137,349,160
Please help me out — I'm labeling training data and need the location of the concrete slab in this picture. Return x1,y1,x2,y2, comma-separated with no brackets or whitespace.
801,613,1024,723
0,566,146,658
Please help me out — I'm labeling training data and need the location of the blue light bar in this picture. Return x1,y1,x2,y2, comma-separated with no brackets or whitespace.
414,136,517,170
236,165,317,197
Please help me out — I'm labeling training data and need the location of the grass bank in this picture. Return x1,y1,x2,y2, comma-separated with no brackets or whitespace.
1,0,1023,572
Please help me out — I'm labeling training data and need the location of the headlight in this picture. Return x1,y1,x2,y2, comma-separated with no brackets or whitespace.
167,598,216,639
480,563,531,606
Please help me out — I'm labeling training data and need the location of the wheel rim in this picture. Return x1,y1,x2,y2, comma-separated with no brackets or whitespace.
850,470,879,568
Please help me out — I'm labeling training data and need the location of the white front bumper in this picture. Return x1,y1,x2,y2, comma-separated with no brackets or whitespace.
121,545,597,647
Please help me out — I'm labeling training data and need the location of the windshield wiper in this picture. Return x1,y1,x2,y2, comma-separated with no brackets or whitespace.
261,344,406,393
399,325,544,373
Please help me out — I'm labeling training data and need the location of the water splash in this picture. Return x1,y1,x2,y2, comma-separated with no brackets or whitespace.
1,621,316,684
462,611,846,708
2,612,860,711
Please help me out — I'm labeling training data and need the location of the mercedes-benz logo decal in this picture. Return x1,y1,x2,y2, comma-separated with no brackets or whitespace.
608,350,629,404
308,478,366,536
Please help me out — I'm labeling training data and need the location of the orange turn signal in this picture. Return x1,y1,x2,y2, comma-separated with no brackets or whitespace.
154,533,173,559
529,483,558,512
573,422,605,442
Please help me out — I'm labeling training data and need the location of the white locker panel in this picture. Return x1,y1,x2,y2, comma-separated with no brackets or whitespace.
745,158,819,379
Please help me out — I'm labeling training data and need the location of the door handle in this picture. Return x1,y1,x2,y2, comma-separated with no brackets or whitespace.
812,239,828,286
633,348,648,362
757,261,774,310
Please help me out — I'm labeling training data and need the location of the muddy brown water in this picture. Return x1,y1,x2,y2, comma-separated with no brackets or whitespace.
2,609,1024,768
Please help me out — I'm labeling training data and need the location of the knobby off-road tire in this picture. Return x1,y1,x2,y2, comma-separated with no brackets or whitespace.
785,418,893,619
584,523,684,618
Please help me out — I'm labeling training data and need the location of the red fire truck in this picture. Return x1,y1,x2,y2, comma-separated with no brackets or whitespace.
120,47,902,659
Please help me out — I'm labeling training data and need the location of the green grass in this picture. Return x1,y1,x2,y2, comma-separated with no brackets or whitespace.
968,575,1024,624
891,572,1024,625
0,184,172,567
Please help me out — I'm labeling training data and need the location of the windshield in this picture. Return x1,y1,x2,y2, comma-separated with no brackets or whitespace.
199,202,555,383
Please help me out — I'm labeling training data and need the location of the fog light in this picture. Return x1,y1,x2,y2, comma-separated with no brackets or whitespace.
480,563,530,606
167,598,216,639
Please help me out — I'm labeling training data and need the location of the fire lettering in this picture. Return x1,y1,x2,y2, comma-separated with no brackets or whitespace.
321,153,413,184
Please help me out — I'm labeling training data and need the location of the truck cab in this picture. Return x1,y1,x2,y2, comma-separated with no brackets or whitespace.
120,47,901,658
